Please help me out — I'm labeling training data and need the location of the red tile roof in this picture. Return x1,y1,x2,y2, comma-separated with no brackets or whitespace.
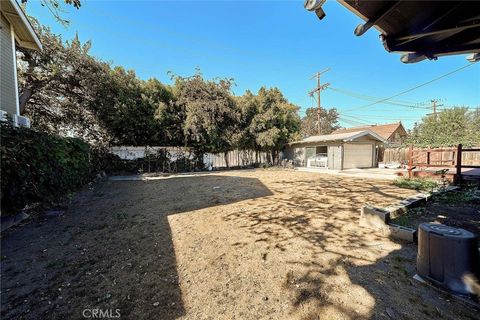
332,122,406,140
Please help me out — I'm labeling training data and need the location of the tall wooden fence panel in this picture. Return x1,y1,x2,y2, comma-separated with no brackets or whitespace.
382,147,480,165
381,148,409,163
203,150,268,169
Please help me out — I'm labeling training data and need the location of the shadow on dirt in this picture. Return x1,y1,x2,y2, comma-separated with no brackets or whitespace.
1,175,272,320
223,174,479,319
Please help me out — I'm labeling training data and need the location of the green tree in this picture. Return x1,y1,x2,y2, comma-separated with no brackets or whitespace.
91,67,166,146
301,107,340,137
17,26,111,144
172,72,240,158
239,87,301,162
235,90,259,151
18,24,175,146
408,107,480,147
146,78,184,146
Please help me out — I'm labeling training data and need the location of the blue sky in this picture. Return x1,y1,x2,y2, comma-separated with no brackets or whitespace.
25,0,480,129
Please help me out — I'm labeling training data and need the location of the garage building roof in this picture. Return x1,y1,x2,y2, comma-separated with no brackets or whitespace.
290,130,387,145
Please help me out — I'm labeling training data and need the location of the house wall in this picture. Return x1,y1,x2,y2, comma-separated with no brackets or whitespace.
286,136,383,170
1,13,18,115
292,147,305,166
386,127,407,146
286,142,343,168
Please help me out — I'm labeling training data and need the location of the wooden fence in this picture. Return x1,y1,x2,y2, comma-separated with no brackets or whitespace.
203,149,269,168
399,144,480,184
381,147,480,165
455,144,480,184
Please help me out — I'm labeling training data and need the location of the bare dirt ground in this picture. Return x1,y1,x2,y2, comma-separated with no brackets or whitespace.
1,169,479,320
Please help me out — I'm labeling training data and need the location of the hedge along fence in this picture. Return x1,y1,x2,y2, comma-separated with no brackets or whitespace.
1,123,98,216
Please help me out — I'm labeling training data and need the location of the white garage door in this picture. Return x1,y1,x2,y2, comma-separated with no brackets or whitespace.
343,144,373,169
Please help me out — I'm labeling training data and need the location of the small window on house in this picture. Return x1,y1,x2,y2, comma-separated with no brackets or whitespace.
316,146,327,154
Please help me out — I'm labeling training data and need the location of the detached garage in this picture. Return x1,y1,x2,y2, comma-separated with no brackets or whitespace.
284,130,386,170
343,143,373,169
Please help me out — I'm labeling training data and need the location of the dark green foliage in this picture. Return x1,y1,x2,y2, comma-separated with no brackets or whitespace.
236,87,301,162
18,24,112,144
172,72,240,154
1,123,94,215
90,67,173,146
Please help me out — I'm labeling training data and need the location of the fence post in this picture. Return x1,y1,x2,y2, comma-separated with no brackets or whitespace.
455,144,462,185
408,144,413,179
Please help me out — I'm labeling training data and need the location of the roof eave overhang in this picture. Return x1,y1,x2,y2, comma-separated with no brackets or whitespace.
342,131,388,144
332,1,480,63
1,0,42,51
289,131,387,146
337,0,387,34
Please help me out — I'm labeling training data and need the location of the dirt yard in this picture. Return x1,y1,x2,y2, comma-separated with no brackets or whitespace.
1,169,479,320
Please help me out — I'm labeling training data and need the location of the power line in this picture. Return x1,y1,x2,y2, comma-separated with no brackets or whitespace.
328,87,431,109
88,7,257,59
340,113,423,120
340,114,385,124
338,117,369,126
344,62,478,112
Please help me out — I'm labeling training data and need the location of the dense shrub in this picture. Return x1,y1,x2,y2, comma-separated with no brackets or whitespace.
1,124,96,215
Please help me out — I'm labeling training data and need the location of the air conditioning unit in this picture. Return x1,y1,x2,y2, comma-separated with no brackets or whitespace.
0,110,8,122
13,115,31,128
417,223,480,295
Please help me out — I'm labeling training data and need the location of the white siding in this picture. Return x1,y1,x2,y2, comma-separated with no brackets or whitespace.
0,13,17,115
343,143,374,169
327,145,342,170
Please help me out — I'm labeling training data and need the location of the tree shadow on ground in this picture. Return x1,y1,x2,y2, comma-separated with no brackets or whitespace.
0,175,272,320
223,174,479,319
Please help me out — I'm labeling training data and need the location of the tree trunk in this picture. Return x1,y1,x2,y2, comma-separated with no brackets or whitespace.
19,88,33,114
224,151,229,168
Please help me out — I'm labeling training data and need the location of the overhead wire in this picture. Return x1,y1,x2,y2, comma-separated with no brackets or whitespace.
327,87,431,109
87,6,259,59
343,62,478,112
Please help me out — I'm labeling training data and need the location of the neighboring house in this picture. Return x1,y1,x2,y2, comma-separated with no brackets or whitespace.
332,122,407,146
284,130,387,170
0,0,42,127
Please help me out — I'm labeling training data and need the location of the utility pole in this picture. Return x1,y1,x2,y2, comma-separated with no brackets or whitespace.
430,99,443,119
309,68,330,134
